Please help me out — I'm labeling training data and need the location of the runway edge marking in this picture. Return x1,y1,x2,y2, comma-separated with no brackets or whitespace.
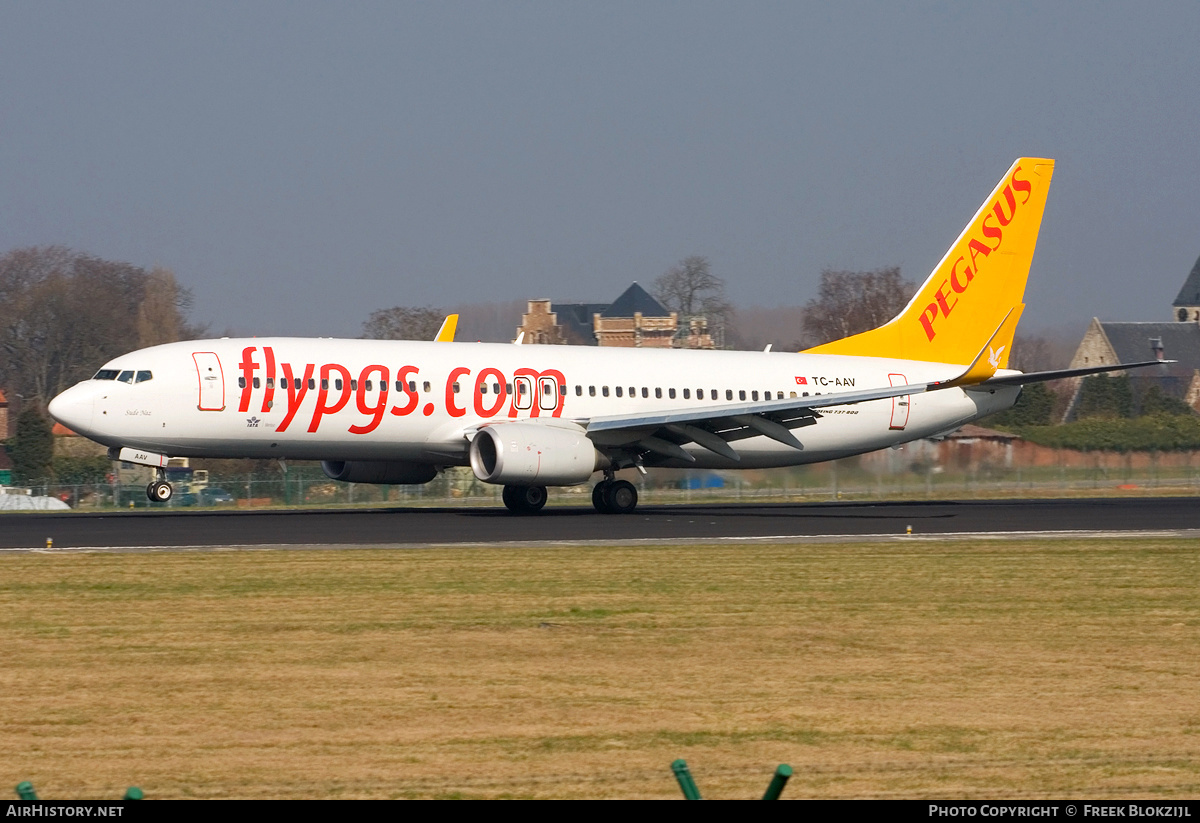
4,528,1200,554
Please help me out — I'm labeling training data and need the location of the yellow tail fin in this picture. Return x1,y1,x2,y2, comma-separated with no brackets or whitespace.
805,158,1054,365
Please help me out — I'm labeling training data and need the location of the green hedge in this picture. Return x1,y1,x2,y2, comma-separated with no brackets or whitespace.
1015,414,1200,452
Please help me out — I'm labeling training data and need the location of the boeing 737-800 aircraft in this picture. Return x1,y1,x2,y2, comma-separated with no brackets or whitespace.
47,158,1161,513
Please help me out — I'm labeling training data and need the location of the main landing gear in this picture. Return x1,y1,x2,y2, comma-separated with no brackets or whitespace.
502,484,547,514
146,469,173,503
499,478,639,515
592,478,638,514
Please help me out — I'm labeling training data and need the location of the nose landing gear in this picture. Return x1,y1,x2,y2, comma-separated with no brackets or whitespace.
145,469,173,503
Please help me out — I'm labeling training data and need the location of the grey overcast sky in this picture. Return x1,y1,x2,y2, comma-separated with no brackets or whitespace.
2,2,1198,338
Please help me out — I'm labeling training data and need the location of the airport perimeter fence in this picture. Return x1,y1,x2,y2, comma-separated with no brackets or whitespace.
8,453,1200,511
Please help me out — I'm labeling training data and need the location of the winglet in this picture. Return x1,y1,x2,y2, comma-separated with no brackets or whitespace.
434,314,459,342
935,305,1022,388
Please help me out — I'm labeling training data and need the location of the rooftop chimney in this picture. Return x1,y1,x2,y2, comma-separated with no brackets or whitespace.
1151,337,1165,361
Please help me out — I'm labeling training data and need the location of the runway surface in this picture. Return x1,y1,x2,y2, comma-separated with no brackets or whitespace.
1,497,1198,551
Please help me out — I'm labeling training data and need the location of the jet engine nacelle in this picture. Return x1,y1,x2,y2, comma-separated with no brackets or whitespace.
321,460,438,485
469,422,604,486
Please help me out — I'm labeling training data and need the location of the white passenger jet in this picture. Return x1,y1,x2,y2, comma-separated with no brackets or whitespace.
48,158,1161,513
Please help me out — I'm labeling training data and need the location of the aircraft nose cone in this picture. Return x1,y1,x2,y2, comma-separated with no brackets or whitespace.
48,385,94,435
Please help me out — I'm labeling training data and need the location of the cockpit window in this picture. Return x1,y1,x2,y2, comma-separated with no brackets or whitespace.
135,370,153,383
94,369,119,380
117,370,135,384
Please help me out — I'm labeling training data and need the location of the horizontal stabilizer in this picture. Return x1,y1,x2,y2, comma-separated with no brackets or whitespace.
973,360,1174,388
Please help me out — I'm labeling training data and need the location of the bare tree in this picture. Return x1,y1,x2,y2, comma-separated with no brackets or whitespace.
361,305,447,340
137,266,195,348
0,247,197,403
799,267,915,348
652,256,734,347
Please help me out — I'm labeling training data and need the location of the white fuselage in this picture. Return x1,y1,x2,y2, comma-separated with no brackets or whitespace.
48,338,1019,472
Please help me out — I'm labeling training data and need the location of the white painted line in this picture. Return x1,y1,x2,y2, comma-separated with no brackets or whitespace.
4,528,1200,554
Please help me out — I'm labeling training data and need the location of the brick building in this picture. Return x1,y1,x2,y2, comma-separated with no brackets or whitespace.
517,283,714,349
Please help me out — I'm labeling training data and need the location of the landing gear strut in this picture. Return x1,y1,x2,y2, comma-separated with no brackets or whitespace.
592,478,638,514
146,468,173,503
502,484,547,514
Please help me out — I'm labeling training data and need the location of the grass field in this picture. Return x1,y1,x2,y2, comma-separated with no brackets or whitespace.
3,539,1199,799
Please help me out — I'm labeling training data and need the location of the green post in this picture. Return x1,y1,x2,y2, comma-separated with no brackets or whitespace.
15,782,37,800
123,787,144,800
762,764,792,800
671,758,702,800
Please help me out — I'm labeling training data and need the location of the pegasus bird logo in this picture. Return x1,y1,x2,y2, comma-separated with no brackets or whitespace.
988,345,1005,370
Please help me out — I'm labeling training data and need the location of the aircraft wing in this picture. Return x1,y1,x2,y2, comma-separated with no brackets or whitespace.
580,358,1170,464
581,381,933,462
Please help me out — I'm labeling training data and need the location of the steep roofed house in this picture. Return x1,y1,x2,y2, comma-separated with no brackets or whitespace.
1064,253,1200,418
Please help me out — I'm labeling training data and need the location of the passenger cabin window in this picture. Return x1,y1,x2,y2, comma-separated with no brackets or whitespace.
575,385,582,396
117,370,134,384
294,378,302,390
683,389,691,399
726,389,733,400
350,380,357,391
642,387,648,398
238,377,246,389
752,391,759,401
411,381,418,392
710,389,717,400
254,377,261,389
453,383,461,394
308,378,316,390
423,381,431,392
615,386,623,397
602,386,609,397
94,369,119,380
739,390,746,401
669,388,676,399
589,386,596,397
655,388,662,399
335,379,343,391
266,377,274,389
134,371,153,383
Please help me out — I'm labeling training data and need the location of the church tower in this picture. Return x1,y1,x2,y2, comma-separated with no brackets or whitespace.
1171,253,1200,322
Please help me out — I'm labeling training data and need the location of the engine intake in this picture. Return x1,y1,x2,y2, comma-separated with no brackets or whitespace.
469,423,603,486
321,460,437,485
